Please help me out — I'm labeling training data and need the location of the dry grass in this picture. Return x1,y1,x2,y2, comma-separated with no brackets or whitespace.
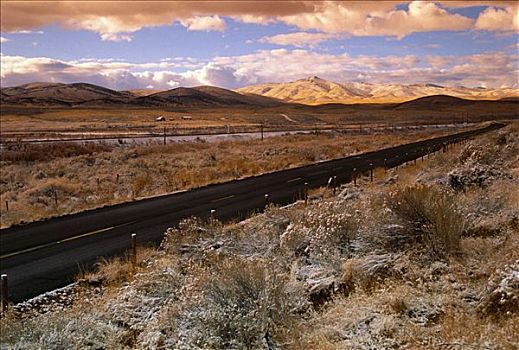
387,185,465,260
0,128,452,228
1,122,517,349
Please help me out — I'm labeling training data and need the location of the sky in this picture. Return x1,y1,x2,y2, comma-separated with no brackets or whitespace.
0,1,518,90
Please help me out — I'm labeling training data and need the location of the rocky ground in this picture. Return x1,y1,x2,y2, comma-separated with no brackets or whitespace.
1,123,518,349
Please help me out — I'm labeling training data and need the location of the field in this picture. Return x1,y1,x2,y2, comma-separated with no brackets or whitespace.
0,126,462,228
1,99,516,138
1,122,517,349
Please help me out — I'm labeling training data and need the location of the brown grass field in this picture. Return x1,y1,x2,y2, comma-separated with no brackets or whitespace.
0,127,461,228
1,100,516,135
2,122,517,349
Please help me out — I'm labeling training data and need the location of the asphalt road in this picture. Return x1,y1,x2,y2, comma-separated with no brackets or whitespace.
0,123,504,303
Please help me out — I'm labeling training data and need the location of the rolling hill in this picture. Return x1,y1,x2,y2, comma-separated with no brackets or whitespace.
236,76,519,105
0,82,132,106
1,83,285,108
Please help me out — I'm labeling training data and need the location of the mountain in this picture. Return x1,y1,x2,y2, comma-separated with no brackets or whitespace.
134,86,285,107
1,83,285,108
236,76,519,105
126,89,164,97
1,82,132,106
394,95,479,110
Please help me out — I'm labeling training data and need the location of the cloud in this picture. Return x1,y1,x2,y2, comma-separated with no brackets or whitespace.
1,1,515,41
0,1,313,41
180,15,226,32
259,32,338,47
475,6,519,32
278,1,474,39
2,49,517,90
10,30,44,34
0,36,9,43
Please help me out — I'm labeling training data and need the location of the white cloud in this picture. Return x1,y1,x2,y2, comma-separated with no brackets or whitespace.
10,30,44,34
180,16,226,32
0,1,515,41
2,49,517,90
259,32,338,47
475,6,519,32
278,1,474,39
0,36,9,43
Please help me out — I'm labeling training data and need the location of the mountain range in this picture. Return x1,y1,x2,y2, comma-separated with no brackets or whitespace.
0,83,284,108
236,76,518,105
1,77,518,108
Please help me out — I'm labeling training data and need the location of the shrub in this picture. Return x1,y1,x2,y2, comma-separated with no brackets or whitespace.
478,260,519,318
387,185,464,259
176,258,303,349
1,142,111,163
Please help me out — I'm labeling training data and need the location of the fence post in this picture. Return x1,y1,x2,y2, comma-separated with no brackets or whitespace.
163,127,166,145
260,124,264,141
210,209,217,221
4,201,8,212
333,176,337,195
370,163,374,182
353,168,357,186
131,234,137,270
304,182,309,206
1,274,7,313
54,190,58,206
264,194,270,208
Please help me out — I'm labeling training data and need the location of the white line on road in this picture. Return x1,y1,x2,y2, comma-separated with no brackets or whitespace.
0,221,137,260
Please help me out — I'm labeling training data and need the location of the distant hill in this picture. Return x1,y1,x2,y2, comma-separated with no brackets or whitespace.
2,80,517,108
133,86,285,107
126,89,164,97
394,95,477,110
1,82,132,106
237,76,519,105
1,83,286,108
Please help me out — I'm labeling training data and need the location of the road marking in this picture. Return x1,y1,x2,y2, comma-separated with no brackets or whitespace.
211,195,235,203
286,177,302,183
309,170,328,176
333,167,343,171
0,221,136,260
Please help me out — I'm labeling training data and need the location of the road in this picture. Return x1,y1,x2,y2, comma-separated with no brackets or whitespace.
0,123,504,303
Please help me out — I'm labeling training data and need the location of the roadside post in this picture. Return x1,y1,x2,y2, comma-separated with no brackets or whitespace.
210,209,217,221
4,201,8,212
264,194,270,208
333,176,337,195
131,234,137,270
370,163,374,182
1,274,7,313
54,190,58,206
304,182,309,206
353,168,357,186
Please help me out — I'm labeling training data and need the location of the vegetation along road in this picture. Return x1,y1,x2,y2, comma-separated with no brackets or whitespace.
0,123,504,303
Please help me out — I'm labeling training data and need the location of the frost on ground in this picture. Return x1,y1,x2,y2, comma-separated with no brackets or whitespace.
1,123,518,349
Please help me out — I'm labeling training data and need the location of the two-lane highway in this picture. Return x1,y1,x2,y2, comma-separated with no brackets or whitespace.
0,123,504,302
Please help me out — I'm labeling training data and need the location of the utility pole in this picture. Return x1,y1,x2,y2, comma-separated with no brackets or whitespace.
163,127,166,145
